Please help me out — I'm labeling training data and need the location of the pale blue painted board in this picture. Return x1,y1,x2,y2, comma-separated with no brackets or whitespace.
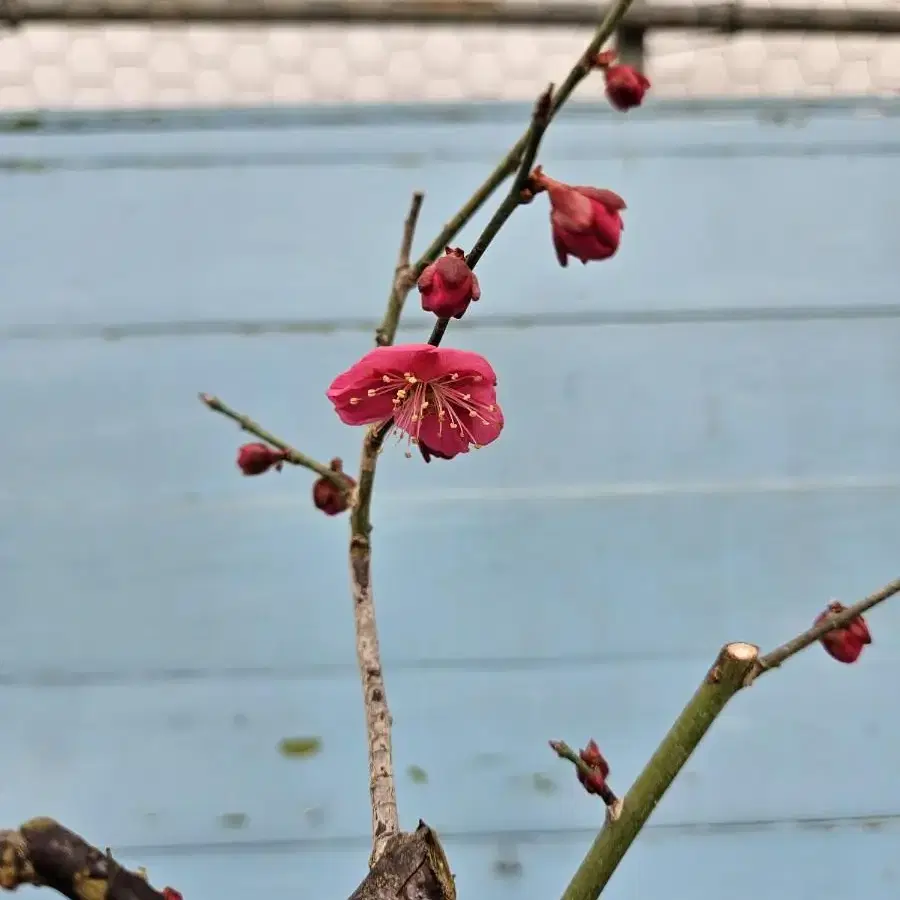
0,662,898,847
11,826,899,900
1,105,900,328
1,326,899,674
3,321,900,498
1,101,899,900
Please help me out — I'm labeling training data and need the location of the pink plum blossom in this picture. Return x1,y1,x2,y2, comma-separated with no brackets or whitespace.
327,343,503,459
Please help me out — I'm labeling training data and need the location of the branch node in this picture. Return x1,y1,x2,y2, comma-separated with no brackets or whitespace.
605,798,625,823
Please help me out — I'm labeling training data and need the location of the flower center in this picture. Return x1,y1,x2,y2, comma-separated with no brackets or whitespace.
364,370,497,456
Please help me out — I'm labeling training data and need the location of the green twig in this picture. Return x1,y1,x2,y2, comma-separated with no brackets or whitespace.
198,393,351,491
559,576,900,900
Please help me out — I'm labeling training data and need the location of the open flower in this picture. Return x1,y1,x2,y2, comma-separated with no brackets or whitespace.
418,246,480,320
530,166,626,267
327,344,503,459
592,49,651,111
815,601,872,664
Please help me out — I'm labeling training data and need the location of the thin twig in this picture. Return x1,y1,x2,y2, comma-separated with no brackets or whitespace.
375,191,425,347
752,575,900,677
559,576,900,900
199,393,352,491
428,84,553,347
377,0,637,337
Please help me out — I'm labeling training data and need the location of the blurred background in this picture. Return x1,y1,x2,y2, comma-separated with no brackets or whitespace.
1,0,900,106
2,3,900,900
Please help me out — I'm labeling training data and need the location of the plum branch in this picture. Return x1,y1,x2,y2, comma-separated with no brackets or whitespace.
350,191,428,865
338,0,638,866
375,0,639,343
190,0,887,891
555,576,900,900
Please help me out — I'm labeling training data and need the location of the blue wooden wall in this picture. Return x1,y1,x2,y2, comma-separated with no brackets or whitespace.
2,98,900,900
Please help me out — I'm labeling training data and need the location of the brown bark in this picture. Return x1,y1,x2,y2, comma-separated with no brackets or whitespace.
0,819,455,900
0,819,164,900
349,823,456,900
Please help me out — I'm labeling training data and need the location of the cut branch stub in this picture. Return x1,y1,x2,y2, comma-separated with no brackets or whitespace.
349,822,455,900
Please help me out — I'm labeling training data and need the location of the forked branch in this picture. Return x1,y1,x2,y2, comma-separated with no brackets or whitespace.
199,0,639,867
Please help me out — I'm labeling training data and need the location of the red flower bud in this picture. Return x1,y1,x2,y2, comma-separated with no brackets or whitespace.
162,889,183,900
530,166,626,268
417,246,481,320
814,601,872,664
591,50,650,111
576,739,611,797
312,458,355,516
236,442,287,476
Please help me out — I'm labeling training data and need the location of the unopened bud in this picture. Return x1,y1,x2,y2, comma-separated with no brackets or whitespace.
236,442,287,476
312,458,355,516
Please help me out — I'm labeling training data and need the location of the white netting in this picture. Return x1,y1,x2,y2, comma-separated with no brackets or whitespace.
0,0,899,110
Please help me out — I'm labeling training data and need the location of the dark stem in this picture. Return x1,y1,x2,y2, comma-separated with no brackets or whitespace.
428,84,554,348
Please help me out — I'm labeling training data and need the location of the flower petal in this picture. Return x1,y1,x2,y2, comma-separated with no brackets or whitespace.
468,403,504,447
589,206,623,251
547,186,595,232
416,415,471,458
575,186,627,212
438,347,498,384
552,225,571,267
332,392,397,426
